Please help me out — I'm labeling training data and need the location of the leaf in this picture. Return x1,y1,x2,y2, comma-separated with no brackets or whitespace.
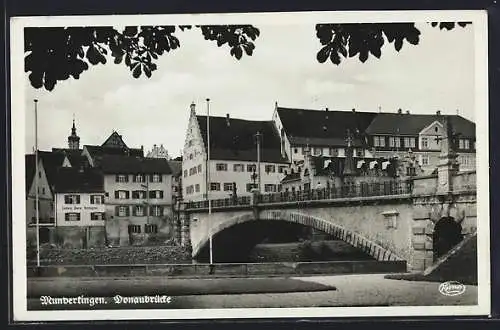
394,38,403,52
123,26,138,37
144,65,152,78
370,46,381,59
234,46,243,60
329,50,341,65
316,45,330,63
359,50,368,63
132,63,142,78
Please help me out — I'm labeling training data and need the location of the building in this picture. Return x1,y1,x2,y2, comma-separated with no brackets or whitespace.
82,131,144,168
100,155,173,246
53,167,106,248
146,144,170,159
364,110,476,174
182,103,289,201
273,104,377,166
273,104,476,176
167,159,183,204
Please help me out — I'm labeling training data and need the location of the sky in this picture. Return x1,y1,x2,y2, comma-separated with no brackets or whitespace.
24,21,475,157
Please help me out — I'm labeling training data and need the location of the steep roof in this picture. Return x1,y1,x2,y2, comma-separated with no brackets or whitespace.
167,160,182,177
54,167,104,193
101,131,129,148
25,151,67,195
365,113,476,137
52,148,89,168
100,155,172,174
84,144,144,167
196,115,288,163
277,107,377,147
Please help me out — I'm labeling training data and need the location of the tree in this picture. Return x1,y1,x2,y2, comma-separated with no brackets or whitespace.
24,22,470,91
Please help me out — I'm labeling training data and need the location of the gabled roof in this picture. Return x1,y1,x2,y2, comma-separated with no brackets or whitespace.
25,151,67,195
101,155,172,174
84,144,144,167
101,131,129,148
167,160,182,177
277,107,377,147
196,115,288,163
54,167,104,193
365,113,476,137
52,148,89,168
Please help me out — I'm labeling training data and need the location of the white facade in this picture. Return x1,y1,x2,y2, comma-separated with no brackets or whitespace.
26,158,55,226
55,192,106,227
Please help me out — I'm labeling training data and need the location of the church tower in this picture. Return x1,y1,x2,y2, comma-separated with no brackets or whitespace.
68,118,80,150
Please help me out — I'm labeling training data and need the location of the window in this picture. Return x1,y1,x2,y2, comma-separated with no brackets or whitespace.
233,164,245,172
195,184,200,192
374,136,386,147
149,190,164,199
247,164,256,172
313,147,322,156
90,212,106,220
395,138,401,148
246,183,258,192
186,185,194,195
188,140,193,147
197,164,202,173
329,148,338,156
150,206,163,216
189,168,194,176
115,190,129,199
278,166,287,173
216,163,228,171
42,187,46,194
145,224,158,234
265,184,277,192
132,190,147,199
183,170,187,178
406,167,416,176
389,137,395,147
90,195,104,204
133,174,144,182
38,171,41,178
133,205,145,216
421,155,430,166
356,149,364,157
64,195,80,204
459,139,470,149
116,206,129,217
189,154,193,160
151,174,162,182
294,148,298,154
65,213,81,221
128,225,141,234
210,182,221,191
116,174,128,183
265,165,276,173
223,183,234,191
404,137,416,148
421,137,429,149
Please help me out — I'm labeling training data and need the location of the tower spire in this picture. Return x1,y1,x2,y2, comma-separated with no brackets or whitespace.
68,115,80,150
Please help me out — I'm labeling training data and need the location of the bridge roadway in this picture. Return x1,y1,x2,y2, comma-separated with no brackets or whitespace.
179,172,477,272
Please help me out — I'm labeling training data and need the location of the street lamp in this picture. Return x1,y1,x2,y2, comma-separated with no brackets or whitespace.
254,131,262,193
34,99,40,267
206,98,213,265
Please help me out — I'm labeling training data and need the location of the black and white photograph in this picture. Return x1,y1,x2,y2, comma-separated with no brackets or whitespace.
10,10,490,321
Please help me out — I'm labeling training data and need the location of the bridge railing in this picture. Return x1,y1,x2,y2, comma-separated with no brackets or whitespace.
258,180,413,204
184,196,252,209
184,180,412,210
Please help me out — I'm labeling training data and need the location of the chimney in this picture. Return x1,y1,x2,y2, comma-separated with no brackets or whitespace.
141,145,144,151
190,102,196,113
226,113,230,127
406,110,410,114
397,108,402,114
352,108,356,112
325,107,329,112
436,110,441,116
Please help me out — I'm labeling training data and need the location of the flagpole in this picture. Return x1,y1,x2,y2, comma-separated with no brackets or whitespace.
34,99,40,267
206,98,213,265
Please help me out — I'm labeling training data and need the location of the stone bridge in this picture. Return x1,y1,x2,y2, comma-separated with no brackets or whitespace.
177,171,477,271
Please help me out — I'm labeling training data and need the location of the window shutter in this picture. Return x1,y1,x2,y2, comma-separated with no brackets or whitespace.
64,195,69,204
159,190,164,198
159,174,163,182
115,206,119,216
115,191,119,199
150,206,154,216
125,191,130,199
160,207,164,216
101,196,105,203
125,206,130,216
132,206,136,216
76,195,81,204
132,175,136,182
90,196,94,204
149,174,154,182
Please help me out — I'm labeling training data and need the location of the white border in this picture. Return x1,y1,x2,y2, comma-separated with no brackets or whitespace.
10,10,490,321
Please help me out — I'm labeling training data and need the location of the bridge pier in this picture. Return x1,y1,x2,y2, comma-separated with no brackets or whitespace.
178,203,191,249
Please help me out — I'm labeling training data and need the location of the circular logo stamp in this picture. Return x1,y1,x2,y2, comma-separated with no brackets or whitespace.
439,281,466,296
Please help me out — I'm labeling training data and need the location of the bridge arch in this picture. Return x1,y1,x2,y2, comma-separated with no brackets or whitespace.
191,210,404,262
